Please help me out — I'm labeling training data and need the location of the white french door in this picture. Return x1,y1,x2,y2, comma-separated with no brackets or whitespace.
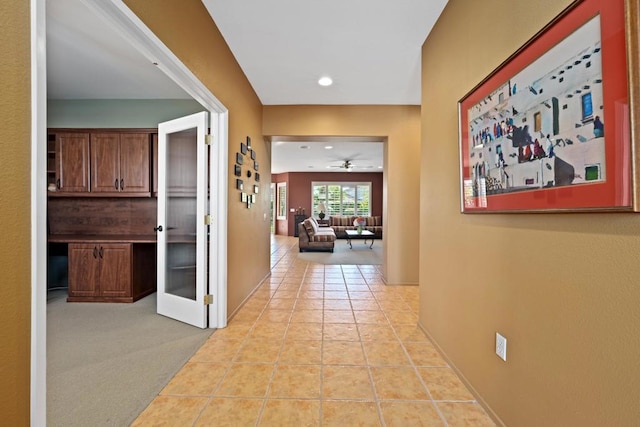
156,111,209,328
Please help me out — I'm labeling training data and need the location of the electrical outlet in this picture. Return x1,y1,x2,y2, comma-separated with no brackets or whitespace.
495,332,507,361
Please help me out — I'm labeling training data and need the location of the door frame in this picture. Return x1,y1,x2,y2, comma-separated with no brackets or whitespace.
30,0,229,423
270,182,276,233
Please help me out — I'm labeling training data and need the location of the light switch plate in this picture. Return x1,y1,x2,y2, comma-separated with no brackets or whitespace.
496,332,507,361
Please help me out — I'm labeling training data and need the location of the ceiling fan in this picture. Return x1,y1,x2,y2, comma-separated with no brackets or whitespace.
329,160,355,171
328,159,375,171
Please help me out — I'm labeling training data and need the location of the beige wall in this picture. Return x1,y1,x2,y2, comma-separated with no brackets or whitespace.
263,105,421,285
420,0,640,425
0,0,31,423
124,0,270,315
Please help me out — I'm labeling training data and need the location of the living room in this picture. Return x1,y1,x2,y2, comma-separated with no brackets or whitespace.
269,137,384,239
264,105,421,286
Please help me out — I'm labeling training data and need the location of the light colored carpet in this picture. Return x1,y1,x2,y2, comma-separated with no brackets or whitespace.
47,290,212,427
297,238,382,264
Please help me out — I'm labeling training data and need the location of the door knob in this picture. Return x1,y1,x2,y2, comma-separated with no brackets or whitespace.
154,225,163,232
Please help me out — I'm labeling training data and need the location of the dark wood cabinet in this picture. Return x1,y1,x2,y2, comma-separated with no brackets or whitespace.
68,244,101,298
48,129,153,197
67,242,155,302
293,214,307,237
54,132,90,193
91,133,150,196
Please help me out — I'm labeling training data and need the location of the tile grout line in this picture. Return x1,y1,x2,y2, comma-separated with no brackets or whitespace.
376,282,450,427
345,265,388,427
255,258,300,426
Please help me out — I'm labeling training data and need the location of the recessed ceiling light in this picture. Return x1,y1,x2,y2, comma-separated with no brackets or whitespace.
324,146,333,150
378,166,383,169
318,76,333,86
300,145,310,149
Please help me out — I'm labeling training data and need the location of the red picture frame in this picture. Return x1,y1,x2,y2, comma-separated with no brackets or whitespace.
458,0,638,213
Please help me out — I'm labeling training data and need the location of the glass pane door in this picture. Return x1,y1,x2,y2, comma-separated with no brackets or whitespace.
156,112,208,328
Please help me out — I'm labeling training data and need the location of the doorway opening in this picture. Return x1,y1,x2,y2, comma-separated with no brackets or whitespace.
32,0,228,422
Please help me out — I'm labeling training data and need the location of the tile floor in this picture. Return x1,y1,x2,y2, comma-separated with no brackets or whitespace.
133,236,495,426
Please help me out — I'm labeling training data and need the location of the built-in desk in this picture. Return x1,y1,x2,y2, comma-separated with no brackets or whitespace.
48,234,157,303
48,234,157,244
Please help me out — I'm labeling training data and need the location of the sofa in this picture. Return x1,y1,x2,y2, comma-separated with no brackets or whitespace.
328,215,383,239
298,217,336,252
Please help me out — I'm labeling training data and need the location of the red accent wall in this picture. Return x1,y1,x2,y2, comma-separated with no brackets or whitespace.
271,172,383,236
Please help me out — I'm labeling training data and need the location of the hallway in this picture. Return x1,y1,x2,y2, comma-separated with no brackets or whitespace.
133,236,495,425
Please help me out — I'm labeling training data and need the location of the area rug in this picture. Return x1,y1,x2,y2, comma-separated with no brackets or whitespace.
297,238,382,264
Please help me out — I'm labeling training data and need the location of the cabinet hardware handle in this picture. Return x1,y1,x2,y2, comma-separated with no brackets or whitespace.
120,179,124,190
56,178,61,189
115,179,119,190
99,247,104,259
154,225,163,232
93,246,98,259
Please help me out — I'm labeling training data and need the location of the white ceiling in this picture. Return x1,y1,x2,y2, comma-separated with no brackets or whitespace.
201,0,448,105
46,0,191,99
46,0,448,172
270,137,384,174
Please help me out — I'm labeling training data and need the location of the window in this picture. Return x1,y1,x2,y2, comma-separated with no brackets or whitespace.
312,182,371,217
582,92,593,121
277,182,287,219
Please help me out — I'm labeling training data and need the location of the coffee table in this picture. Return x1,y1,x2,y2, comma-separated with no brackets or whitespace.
344,229,377,249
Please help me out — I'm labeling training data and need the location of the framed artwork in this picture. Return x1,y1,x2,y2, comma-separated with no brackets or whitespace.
254,185,259,194
236,179,243,191
234,164,241,177
241,192,247,202
246,136,252,149
458,0,639,213
236,152,243,165
250,149,256,160
255,172,260,182
240,142,248,155
254,161,259,171
246,170,252,178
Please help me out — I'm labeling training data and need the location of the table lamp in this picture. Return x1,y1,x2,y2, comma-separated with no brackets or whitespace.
317,202,326,220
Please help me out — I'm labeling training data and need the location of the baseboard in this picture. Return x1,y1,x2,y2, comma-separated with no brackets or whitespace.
226,270,272,322
381,275,418,286
418,322,506,427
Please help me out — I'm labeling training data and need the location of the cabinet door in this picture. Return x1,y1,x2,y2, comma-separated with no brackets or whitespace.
68,244,99,297
56,133,90,193
98,243,132,298
91,133,121,193
120,133,150,194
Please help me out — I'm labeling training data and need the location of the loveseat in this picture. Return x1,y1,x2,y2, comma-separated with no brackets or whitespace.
298,217,336,252
328,215,383,239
